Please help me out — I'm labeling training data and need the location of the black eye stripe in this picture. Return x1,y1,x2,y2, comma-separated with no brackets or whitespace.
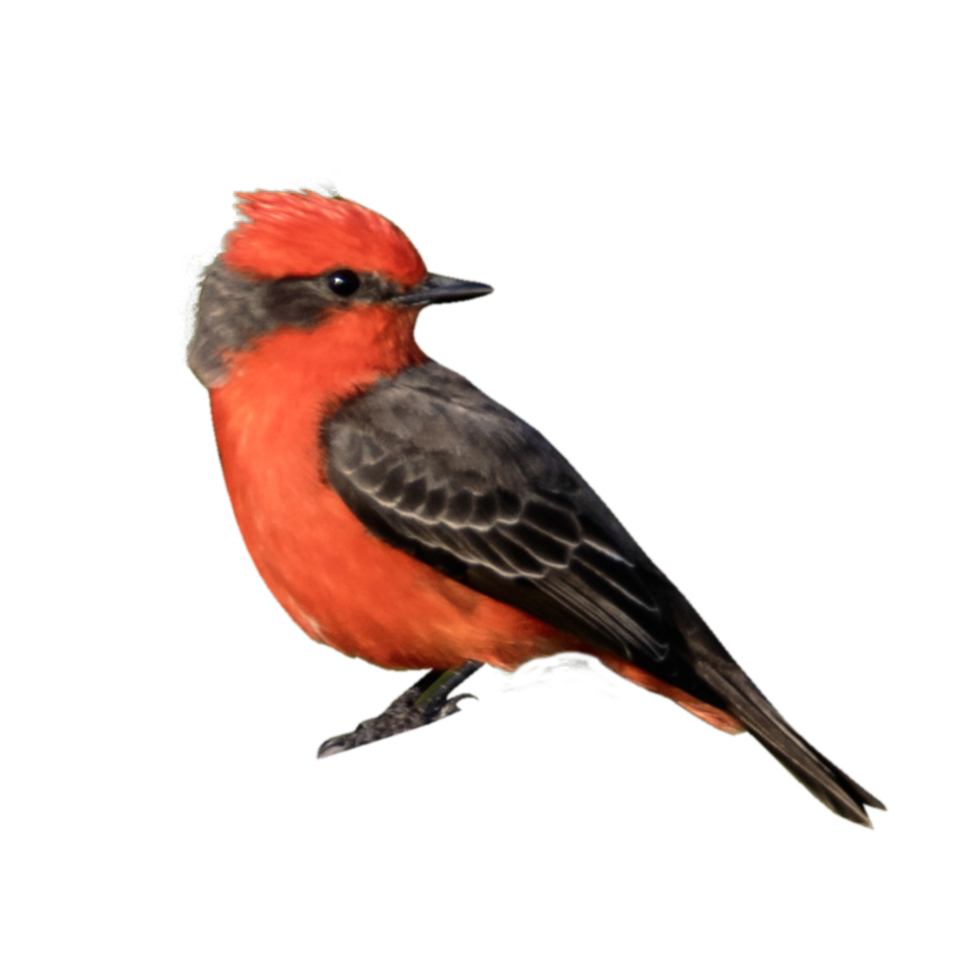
261,270,398,326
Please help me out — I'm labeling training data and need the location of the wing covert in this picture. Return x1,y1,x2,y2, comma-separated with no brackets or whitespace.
324,362,683,672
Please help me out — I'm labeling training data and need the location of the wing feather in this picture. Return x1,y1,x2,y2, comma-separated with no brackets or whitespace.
324,361,710,693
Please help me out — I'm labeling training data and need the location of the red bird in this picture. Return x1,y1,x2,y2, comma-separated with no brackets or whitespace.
189,190,884,826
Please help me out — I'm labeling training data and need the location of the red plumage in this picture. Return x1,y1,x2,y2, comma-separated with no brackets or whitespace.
190,190,884,825
224,191,426,284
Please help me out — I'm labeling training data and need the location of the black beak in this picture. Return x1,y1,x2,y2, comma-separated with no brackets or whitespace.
396,273,493,307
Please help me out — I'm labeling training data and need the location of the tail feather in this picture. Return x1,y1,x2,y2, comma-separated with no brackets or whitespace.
697,659,886,826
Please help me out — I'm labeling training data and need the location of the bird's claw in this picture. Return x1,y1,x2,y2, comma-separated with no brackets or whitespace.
317,671,479,759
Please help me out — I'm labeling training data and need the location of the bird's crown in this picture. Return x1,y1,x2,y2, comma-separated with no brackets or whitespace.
222,190,426,285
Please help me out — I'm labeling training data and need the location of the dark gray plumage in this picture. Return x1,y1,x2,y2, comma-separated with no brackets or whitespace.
324,361,885,826
327,363,679,663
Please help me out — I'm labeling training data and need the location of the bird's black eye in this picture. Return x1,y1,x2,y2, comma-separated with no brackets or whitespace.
326,269,361,297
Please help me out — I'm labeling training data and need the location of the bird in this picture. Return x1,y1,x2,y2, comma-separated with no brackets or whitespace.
188,189,885,826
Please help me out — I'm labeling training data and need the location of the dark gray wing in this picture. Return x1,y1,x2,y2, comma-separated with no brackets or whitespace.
324,361,723,701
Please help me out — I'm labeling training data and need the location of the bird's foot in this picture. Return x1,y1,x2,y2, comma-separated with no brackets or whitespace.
313,665,483,762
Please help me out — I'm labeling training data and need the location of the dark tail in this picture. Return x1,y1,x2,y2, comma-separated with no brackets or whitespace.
662,588,886,826
697,658,886,826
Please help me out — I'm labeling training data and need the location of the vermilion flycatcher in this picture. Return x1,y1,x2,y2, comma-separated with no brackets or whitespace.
189,190,884,826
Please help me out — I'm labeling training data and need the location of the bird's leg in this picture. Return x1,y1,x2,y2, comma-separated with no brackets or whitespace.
317,661,482,758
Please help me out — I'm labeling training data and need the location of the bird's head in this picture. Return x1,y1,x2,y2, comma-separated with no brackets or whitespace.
188,190,492,388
